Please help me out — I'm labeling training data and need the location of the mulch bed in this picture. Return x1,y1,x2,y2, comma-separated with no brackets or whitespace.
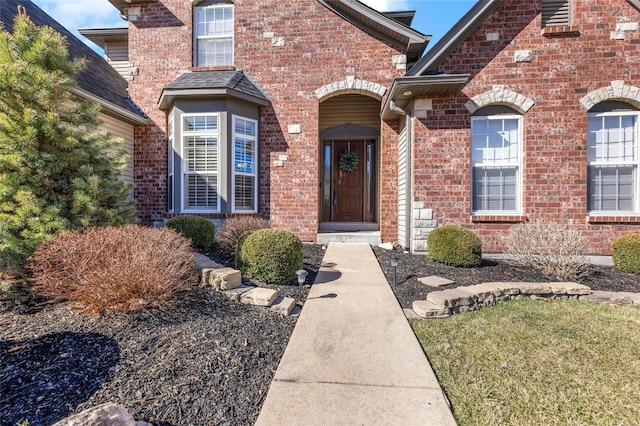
0,244,325,426
373,247,640,308
3,242,638,425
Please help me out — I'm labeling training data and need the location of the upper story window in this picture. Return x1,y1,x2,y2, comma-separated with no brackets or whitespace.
195,3,234,67
587,105,640,213
542,0,571,27
471,109,522,214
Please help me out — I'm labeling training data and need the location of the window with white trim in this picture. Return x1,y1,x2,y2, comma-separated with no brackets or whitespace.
182,114,220,212
471,114,522,213
232,116,258,212
587,111,639,213
195,3,233,67
167,112,174,212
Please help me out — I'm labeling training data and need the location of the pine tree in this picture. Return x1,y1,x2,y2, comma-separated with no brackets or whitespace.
0,12,136,274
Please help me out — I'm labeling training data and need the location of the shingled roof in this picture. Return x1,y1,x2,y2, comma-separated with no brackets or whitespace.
0,0,146,124
158,70,270,110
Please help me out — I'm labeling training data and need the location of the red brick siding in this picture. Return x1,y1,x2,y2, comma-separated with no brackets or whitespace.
127,0,404,242
412,0,640,254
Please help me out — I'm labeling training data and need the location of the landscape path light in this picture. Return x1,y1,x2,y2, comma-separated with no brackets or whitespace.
391,255,399,286
296,269,308,301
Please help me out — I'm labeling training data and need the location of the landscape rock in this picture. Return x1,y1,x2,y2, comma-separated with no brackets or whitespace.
413,300,450,318
241,288,278,307
270,296,296,315
52,403,151,426
417,276,455,288
206,267,242,290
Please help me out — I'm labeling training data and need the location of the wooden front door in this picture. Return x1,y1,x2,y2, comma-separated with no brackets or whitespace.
334,141,364,222
321,140,376,223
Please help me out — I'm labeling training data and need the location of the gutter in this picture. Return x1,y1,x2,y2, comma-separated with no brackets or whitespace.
71,87,149,126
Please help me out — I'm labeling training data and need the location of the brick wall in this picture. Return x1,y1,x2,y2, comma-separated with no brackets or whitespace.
126,0,404,242
412,0,640,254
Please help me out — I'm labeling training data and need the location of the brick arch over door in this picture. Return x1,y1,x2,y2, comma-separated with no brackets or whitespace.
314,76,387,103
580,80,640,111
465,85,535,115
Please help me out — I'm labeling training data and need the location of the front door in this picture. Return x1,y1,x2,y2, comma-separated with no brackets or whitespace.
321,140,376,223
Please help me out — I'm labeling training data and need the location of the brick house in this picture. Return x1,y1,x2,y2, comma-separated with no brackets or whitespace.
88,0,429,244
77,0,640,255
382,0,640,254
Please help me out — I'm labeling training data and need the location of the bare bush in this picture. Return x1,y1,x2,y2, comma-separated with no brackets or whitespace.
216,216,269,255
503,220,589,281
29,224,197,313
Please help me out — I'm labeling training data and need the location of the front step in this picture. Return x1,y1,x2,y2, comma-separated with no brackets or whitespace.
317,231,382,245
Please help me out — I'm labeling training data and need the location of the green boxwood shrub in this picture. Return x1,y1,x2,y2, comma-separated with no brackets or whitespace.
612,234,640,274
235,229,303,284
166,215,215,251
427,224,482,267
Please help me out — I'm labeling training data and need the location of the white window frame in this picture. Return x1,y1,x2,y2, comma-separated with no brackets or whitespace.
194,3,234,67
587,110,640,214
181,113,221,213
167,111,174,212
231,115,258,213
471,114,523,215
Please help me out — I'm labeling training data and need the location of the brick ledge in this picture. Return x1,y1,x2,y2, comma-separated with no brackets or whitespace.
542,26,580,37
586,215,640,224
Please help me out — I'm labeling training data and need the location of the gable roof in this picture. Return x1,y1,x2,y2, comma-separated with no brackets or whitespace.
408,0,640,77
407,0,503,76
317,0,430,64
158,70,270,110
0,0,146,125
106,0,430,65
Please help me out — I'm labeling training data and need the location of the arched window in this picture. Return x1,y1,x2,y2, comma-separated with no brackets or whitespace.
587,101,640,213
471,106,522,214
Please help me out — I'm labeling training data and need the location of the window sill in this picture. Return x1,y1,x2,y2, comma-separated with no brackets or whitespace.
542,26,580,37
471,215,527,223
586,215,640,224
192,65,236,72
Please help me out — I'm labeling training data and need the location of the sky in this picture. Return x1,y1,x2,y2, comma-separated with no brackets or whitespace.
33,0,478,55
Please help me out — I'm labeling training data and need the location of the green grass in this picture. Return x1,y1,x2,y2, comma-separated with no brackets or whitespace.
412,299,640,425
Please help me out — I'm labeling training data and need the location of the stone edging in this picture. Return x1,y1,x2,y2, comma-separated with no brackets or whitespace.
412,282,640,319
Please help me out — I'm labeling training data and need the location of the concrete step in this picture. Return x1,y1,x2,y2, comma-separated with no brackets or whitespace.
317,231,382,245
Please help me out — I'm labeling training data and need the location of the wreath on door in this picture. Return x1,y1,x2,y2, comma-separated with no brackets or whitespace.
339,150,359,172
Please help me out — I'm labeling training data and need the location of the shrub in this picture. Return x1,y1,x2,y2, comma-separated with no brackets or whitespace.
503,220,588,280
29,225,196,313
427,225,482,267
235,229,303,284
216,216,269,255
0,14,137,275
166,215,215,251
612,234,640,274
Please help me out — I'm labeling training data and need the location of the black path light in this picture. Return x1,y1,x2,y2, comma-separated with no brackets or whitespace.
391,255,399,286
296,269,308,300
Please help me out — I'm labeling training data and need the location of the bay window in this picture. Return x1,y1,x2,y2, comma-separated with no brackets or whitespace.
232,116,257,212
182,114,220,212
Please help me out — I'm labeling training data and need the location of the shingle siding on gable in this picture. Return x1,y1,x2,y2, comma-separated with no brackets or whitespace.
410,0,640,254
127,0,405,242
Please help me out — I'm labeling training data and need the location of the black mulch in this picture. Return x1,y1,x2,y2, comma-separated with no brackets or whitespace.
0,244,326,426
373,247,640,309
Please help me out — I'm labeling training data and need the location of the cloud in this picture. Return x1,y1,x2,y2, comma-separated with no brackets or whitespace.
360,0,410,12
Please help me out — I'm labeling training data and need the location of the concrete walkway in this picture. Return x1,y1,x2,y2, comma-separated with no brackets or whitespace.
255,243,456,426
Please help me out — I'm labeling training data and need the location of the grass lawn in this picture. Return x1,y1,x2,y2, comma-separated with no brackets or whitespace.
412,299,640,425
